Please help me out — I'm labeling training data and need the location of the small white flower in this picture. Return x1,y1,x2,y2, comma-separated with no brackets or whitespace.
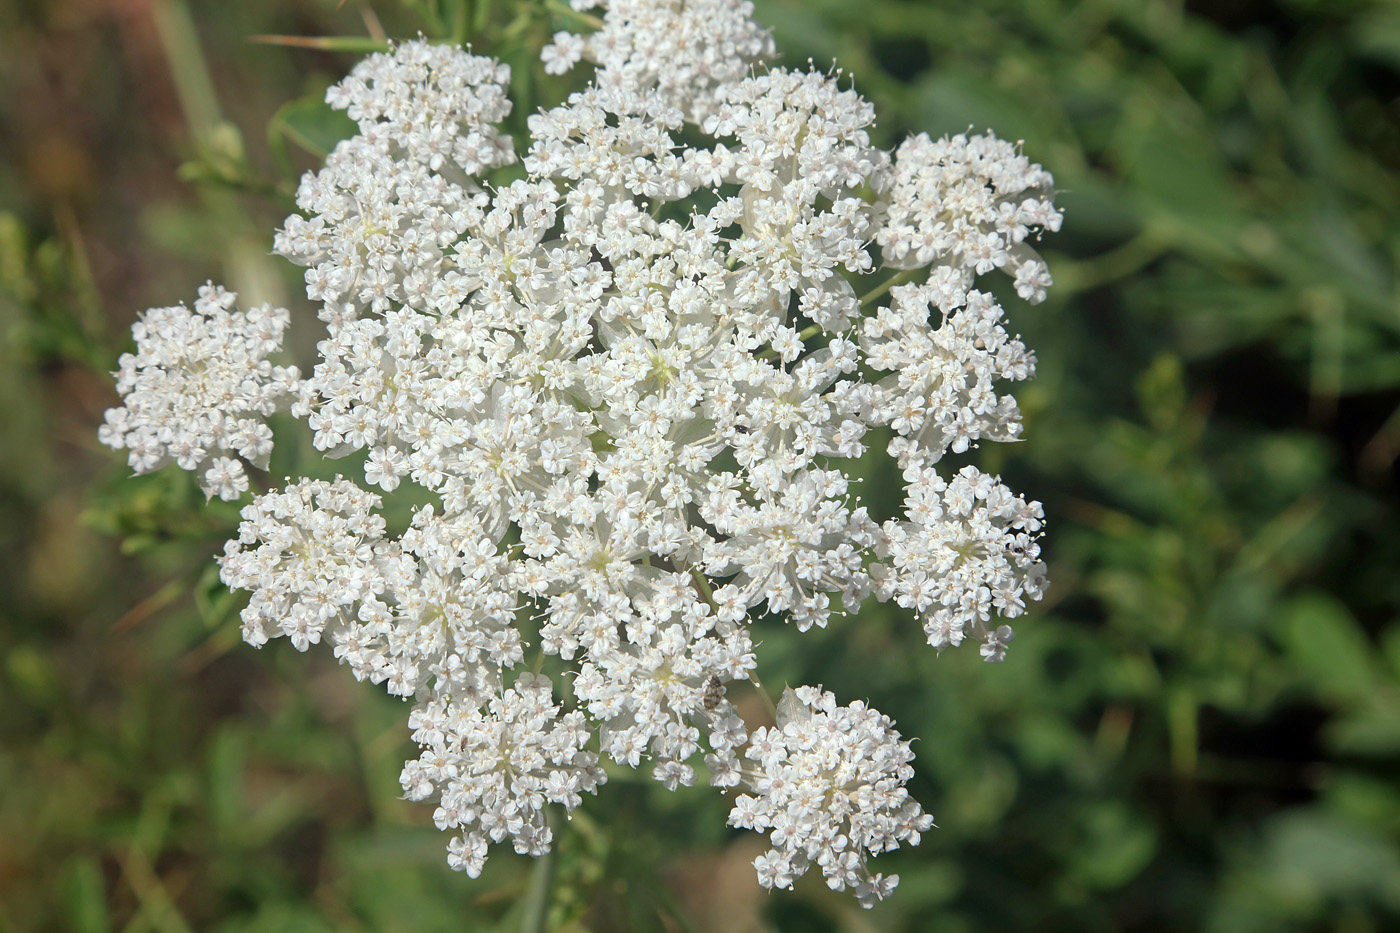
101,283,299,498
730,687,935,899
541,31,585,75
403,676,607,876
203,456,249,501
365,445,405,491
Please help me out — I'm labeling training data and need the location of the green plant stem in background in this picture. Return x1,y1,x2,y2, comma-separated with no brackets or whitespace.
520,811,556,933
149,0,222,146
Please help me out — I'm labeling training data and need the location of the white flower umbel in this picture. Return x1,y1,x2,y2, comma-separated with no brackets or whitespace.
729,686,935,907
544,0,775,122
861,284,1035,469
400,673,607,878
218,477,384,652
877,131,1062,304
874,464,1047,654
106,7,1062,905
99,283,299,499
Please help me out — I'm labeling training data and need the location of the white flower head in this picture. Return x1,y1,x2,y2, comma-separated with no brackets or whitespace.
730,686,935,906
401,674,606,877
218,476,385,652
548,0,775,122
877,130,1062,303
106,11,1061,904
100,282,299,500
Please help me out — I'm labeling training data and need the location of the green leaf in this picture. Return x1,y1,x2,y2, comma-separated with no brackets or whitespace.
1069,801,1158,889
58,856,112,933
193,560,237,629
1134,353,1187,433
268,90,358,162
1259,810,1400,909
1116,99,1247,253
1328,697,1400,756
1275,591,1376,703
1349,12,1400,80
1381,622,1400,682
5,643,59,704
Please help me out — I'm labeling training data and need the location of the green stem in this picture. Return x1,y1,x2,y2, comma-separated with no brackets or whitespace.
1057,231,1165,294
543,0,603,28
689,568,718,611
449,0,472,43
859,267,920,308
747,671,779,722
150,0,222,145
420,0,447,37
519,810,556,933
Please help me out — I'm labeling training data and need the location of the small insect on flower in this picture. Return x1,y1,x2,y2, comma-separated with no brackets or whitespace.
702,674,725,711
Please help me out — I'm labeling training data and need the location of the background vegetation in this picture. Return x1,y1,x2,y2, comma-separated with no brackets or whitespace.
2,0,1399,930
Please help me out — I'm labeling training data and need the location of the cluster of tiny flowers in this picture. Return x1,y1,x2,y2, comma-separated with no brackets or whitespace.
107,0,1061,906
861,284,1033,468
219,477,383,652
99,282,300,500
542,0,774,122
401,673,606,877
729,686,934,907
878,131,1062,304
873,463,1046,653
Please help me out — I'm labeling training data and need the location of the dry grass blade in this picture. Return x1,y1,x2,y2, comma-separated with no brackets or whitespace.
248,34,389,52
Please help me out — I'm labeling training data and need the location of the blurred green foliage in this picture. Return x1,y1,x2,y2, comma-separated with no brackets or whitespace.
2,0,1398,930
